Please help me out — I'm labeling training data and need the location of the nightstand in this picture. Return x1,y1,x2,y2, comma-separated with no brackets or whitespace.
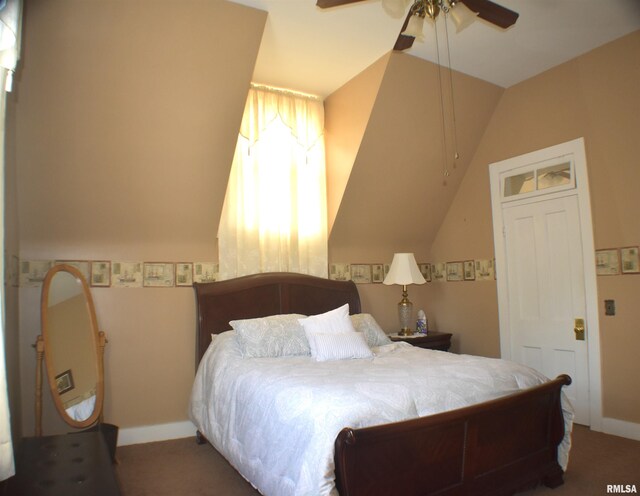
389,331,453,351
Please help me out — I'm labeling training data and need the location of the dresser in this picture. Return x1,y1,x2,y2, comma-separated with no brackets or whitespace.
388,330,453,351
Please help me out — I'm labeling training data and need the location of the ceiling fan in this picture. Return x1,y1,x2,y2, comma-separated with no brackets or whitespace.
316,0,519,51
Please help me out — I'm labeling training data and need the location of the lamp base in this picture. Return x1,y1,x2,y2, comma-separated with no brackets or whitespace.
398,327,414,337
397,286,414,337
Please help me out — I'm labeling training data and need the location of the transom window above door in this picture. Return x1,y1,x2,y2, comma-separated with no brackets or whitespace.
501,156,575,202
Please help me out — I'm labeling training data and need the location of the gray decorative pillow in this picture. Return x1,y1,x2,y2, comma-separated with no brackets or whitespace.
230,314,310,358
350,313,392,347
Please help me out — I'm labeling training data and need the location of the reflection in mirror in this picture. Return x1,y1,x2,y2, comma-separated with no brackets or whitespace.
48,271,97,421
503,170,534,197
537,161,571,190
37,264,105,432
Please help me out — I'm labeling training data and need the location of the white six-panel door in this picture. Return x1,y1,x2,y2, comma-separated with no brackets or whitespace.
503,195,590,424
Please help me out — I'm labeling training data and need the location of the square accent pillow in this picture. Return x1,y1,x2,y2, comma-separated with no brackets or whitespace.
307,331,373,362
350,313,392,347
297,303,356,335
230,314,310,358
299,304,373,359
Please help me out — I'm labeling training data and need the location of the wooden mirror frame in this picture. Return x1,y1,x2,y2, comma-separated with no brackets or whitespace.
37,264,106,433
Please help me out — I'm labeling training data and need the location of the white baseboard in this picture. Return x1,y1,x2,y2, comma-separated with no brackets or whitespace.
602,417,640,441
117,420,197,447
116,417,640,447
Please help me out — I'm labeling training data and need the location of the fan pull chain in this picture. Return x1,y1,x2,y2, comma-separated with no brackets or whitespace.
443,12,460,166
434,17,450,182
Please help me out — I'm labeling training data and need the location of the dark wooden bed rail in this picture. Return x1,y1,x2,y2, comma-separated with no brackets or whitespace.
335,374,571,496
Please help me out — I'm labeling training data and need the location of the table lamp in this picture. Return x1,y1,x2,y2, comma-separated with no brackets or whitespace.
383,253,426,336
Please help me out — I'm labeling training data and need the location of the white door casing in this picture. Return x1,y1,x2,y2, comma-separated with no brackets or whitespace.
490,138,602,430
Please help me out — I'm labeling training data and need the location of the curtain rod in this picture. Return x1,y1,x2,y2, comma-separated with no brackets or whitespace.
250,82,321,101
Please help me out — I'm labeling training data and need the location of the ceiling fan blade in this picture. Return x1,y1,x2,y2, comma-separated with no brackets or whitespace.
316,0,369,8
460,0,519,29
393,9,416,51
394,33,415,51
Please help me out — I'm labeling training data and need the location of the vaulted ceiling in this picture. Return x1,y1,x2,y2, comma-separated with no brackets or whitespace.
228,0,640,97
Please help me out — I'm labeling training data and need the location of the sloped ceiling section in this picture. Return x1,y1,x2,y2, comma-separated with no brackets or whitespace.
328,51,504,262
324,52,391,233
15,1,266,259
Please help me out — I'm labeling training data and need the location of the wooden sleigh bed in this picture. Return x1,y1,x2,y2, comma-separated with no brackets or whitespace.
193,272,571,496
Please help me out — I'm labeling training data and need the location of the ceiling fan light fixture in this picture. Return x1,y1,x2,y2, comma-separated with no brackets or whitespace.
401,13,425,41
449,2,477,32
424,0,440,20
382,0,411,19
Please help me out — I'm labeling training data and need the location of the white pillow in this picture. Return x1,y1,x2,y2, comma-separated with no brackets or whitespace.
307,331,373,362
299,304,374,360
297,303,356,335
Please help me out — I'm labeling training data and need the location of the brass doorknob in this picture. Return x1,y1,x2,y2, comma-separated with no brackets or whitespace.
574,318,585,341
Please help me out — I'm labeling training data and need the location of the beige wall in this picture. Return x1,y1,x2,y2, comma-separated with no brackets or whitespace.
432,31,640,423
12,0,266,434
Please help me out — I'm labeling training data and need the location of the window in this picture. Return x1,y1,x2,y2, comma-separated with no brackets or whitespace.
502,158,574,201
218,86,328,279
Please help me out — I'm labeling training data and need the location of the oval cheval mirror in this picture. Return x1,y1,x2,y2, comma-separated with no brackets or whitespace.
36,264,106,434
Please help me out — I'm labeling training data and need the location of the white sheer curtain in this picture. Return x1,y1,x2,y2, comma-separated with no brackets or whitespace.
0,0,22,481
218,86,328,279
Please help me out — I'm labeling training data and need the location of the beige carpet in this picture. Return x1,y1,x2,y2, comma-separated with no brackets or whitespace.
115,425,640,495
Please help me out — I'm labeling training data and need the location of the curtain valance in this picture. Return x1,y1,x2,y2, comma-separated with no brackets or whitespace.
240,87,324,152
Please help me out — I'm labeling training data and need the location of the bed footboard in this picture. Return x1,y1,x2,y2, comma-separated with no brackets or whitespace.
334,374,571,496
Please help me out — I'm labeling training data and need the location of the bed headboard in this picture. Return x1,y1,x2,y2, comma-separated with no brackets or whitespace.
193,272,361,367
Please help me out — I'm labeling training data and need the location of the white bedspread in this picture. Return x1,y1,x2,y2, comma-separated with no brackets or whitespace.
189,331,573,496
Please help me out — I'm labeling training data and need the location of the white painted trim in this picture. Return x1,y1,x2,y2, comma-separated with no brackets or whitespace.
117,420,197,447
489,137,603,430
490,161,511,360
602,417,640,442
572,139,604,431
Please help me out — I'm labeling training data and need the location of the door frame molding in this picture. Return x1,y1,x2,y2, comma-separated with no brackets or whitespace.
489,137,602,430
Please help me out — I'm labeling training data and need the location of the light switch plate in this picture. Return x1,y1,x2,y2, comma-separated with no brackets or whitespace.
604,299,615,316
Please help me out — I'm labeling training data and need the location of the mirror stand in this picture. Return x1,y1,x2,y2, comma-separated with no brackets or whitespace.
33,264,118,465
34,335,44,437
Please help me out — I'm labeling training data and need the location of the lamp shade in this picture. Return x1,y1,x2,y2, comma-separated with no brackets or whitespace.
450,2,477,33
381,0,411,19
401,14,425,41
383,253,426,286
